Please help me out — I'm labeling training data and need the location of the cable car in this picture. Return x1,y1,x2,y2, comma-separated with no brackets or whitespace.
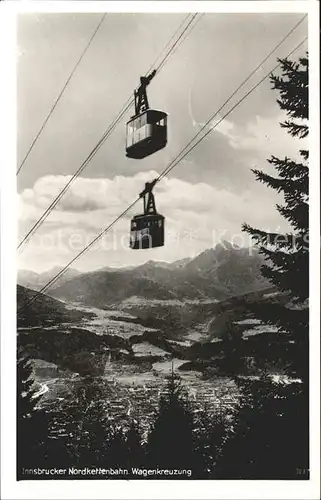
126,70,168,160
130,180,165,250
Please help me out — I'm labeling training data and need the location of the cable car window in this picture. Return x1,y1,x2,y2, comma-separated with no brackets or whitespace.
125,73,167,160
146,124,152,138
127,125,133,147
141,124,147,140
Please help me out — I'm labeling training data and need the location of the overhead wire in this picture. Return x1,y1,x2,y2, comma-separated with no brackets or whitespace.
157,36,308,183
18,31,308,313
20,198,140,306
16,13,107,176
157,14,308,182
17,13,201,251
152,13,203,73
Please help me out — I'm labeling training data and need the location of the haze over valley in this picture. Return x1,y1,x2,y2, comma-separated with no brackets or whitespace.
18,242,297,434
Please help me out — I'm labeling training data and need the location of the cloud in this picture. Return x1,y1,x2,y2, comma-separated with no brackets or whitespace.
217,113,308,161
20,170,284,228
17,12,308,195
16,13,308,274
18,170,290,272
21,175,118,212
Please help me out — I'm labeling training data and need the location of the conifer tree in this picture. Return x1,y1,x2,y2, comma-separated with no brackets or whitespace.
104,426,128,468
17,355,49,476
125,421,145,469
217,53,310,481
216,376,309,479
193,408,227,478
63,377,113,467
46,377,145,471
146,370,200,476
242,54,309,380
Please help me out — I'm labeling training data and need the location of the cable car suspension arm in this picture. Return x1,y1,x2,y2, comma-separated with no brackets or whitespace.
134,69,156,115
139,179,158,215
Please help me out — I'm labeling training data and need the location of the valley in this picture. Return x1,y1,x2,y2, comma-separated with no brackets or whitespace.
17,244,299,437
26,299,241,441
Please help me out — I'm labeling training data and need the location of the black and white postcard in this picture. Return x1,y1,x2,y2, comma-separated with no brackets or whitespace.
0,1,320,499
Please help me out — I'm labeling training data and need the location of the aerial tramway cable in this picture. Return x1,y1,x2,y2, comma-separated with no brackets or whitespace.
128,15,307,249
18,32,308,313
16,13,107,176
17,13,201,251
157,15,308,182
159,38,308,183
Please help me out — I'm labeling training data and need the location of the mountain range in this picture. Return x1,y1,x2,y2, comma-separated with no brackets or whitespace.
17,266,82,291
18,242,269,307
17,284,93,327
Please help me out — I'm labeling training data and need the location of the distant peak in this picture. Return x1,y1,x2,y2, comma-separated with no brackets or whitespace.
216,240,237,250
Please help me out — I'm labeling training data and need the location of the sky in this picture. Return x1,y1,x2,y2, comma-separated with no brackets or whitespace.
17,11,308,273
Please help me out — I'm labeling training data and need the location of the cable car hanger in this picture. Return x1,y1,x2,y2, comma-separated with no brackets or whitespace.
130,179,165,250
139,179,157,212
126,70,168,160
134,70,156,116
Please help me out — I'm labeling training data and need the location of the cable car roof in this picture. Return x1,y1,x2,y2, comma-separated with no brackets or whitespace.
128,109,167,122
132,213,164,220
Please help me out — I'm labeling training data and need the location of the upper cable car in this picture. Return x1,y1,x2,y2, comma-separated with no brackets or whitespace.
126,70,168,160
130,180,165,250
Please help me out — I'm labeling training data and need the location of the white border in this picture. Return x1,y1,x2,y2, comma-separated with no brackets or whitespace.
0,2,319,500
0,0,314,14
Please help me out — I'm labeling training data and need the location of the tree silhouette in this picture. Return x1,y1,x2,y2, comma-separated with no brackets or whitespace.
57,377,114,467
17,355,49,477
46,377,147,472
216,376,309,479
146,370,200,476
243,54,309,380
125,420,146,469
220,53,310,480
193,408,227,478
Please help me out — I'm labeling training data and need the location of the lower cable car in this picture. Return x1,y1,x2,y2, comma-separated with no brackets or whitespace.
126,70,168,160
130,180,165,250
